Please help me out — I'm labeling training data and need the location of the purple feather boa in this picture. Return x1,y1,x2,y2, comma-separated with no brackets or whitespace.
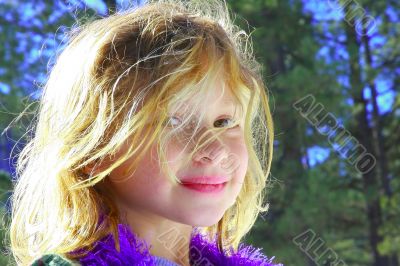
70,224,283,266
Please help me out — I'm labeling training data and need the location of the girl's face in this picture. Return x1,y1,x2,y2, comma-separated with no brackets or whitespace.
107,78,248,227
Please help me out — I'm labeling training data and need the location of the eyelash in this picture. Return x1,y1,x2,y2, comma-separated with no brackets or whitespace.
168,116,239,129
213,117,239,129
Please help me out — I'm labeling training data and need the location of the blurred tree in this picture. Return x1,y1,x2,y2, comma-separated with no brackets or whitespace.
228,0,399,265
227,0,347,265
0,170,13,264
0,1,98,264
340,0,399,264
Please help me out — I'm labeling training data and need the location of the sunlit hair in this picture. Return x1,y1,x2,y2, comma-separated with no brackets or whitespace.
9,0,274,265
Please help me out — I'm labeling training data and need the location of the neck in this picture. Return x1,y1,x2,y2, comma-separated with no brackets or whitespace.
119,206,193,266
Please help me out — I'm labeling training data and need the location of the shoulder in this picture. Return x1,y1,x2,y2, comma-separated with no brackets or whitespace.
31,254,80,266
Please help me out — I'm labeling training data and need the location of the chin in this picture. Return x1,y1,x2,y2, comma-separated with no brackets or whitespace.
183,211,226,227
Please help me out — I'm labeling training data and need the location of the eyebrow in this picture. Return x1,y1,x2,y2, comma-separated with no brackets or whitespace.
169,96,242,114
213,98,240,109
221,99,242,110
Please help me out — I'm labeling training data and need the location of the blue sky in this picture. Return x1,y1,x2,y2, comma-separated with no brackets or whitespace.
82,0,146,15
301,0,395,166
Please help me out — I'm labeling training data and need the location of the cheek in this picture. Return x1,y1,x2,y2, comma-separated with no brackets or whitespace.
222,138,248,207
107,144,166,200
231,141,248,183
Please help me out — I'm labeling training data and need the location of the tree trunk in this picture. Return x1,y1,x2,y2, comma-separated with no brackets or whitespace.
361,17,399,266
343,5,392,266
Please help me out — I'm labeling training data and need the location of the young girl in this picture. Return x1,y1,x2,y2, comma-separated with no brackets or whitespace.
8,0,282,265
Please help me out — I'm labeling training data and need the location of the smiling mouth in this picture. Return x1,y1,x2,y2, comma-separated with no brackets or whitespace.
180,182,228,193
179,175,229,185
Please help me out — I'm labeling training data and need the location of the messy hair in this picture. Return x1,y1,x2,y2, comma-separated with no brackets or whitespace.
9,0,274,265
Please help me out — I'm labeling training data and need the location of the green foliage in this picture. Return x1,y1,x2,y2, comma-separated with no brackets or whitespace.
0,171,13,265
0,170,12,204
231,0,399,265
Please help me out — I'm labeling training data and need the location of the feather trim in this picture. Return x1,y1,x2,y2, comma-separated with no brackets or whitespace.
71,224,283,266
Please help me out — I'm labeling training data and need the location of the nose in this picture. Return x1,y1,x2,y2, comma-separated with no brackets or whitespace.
191,132,229,166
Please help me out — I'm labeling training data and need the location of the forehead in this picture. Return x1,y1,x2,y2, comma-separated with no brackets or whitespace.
166,57,245,116
170,83,240,114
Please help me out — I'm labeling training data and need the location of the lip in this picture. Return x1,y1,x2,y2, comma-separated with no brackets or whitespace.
181,182,228,193
180,176,229,185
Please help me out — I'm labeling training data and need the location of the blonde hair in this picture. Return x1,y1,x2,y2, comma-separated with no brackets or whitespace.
9,0,274,265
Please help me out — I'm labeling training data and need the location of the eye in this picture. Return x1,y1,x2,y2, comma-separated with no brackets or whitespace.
168,116,182,127
167,116,239,130
214,118,239,129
